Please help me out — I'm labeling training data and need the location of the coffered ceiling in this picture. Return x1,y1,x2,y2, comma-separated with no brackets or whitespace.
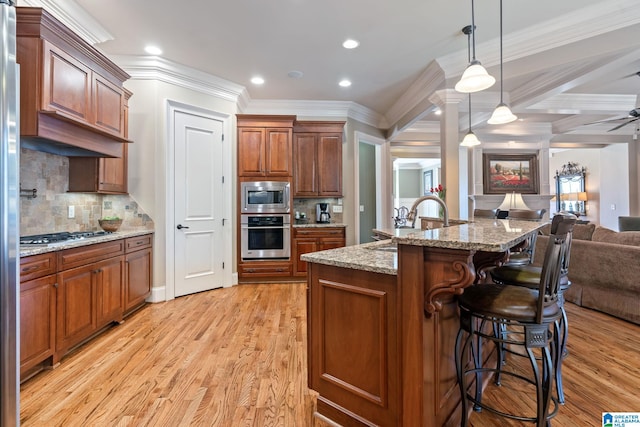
23,0,640,153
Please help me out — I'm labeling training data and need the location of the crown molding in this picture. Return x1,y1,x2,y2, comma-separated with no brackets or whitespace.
437,0,640,77
384,61,445,128
242,100,384,128
20,0,113,45
527,93,637,114
110,55,249,106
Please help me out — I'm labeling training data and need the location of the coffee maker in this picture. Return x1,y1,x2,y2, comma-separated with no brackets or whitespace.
316,203,331,223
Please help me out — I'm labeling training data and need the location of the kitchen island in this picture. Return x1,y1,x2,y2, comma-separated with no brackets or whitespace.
302,218,546,426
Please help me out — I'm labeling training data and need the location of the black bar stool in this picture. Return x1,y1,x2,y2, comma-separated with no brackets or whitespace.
455,213,576,427
490,213,575,404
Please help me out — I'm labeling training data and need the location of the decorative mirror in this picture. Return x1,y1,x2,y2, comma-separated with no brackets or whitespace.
554,162,587,215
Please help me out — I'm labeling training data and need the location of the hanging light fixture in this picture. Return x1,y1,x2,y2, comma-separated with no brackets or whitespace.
460,25,481,147
455,0,495,93
488,0,517,124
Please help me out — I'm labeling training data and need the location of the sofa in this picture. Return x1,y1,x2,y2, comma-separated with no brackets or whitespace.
532,223,640,325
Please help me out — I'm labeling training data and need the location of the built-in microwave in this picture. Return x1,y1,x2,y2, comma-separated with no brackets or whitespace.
241,181,290,214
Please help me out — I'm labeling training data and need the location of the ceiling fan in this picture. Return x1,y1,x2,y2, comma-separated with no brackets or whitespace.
589,107,640,132
585,71,640,131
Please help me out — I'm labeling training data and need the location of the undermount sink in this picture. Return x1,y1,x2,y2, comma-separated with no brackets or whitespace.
368,243,398,253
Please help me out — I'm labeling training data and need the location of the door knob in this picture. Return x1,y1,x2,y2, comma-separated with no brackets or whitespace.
177,224,189,230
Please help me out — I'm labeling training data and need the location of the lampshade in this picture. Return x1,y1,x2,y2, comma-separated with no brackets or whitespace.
560,193,570,201
488,103,518,124
578,191,588,201
487,0,517,125
455,60,496,93
461,130,481,147
498,192,530,211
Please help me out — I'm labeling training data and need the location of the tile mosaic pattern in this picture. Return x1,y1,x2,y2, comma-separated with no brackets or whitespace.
20,148,154,235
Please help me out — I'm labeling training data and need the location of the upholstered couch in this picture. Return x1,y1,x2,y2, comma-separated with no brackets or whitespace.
532,223,640,325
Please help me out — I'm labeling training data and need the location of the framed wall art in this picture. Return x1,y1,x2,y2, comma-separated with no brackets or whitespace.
483,153,539,194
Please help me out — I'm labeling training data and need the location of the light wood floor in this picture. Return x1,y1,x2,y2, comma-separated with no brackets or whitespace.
20,283,640,426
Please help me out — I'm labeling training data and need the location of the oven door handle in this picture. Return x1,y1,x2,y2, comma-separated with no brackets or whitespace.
241,226,289,230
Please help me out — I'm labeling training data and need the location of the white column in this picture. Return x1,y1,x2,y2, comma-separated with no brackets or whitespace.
429,89,466,219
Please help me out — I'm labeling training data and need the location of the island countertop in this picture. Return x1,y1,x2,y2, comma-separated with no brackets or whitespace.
302,218,546,275
304,218,549,426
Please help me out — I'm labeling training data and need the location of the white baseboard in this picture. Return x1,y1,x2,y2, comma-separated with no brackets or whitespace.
147,285,167,303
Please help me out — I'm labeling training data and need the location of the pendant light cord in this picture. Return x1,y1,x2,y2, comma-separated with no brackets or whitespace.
466,27,473,131
499,0,504,103
471,0,477,61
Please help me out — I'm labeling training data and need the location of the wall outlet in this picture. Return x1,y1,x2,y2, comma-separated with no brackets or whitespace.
332,205,343,213
359,205,365,212
68,205,75,218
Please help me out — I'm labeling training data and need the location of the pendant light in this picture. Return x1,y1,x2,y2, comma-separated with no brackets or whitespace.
460,25,481,147
455,0,495,93
488,0,517,124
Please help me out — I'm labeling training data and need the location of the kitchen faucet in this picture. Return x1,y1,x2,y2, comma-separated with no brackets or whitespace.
406,195,449,228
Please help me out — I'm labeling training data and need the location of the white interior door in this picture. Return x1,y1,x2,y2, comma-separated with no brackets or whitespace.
174,110,224,297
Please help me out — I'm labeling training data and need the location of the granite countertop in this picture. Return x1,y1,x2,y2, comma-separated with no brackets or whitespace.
301,239,398,275
293,222,347,228
303,218,547,275
20,229,154,257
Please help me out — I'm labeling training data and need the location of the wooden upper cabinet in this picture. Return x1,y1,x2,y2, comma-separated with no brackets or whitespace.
237,115,295,177
93,73,126,138
292,133,318,196
16,7,131,153
42,41,92,124
68,89,131,194
293,121,344,197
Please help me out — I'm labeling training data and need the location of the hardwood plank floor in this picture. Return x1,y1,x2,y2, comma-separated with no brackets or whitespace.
20,283,640,426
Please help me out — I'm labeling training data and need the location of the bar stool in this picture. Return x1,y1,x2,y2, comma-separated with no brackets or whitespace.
455,213,576,427
490,215,574,404
503,209,546,267
473,208,499,219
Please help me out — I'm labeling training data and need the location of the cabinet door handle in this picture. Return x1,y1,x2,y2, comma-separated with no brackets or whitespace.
53,282,58,288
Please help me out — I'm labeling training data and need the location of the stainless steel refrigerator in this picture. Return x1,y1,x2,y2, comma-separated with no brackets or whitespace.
0,0,19,425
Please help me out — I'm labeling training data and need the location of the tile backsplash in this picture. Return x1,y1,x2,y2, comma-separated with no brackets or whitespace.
293,197,344,224
20,148,153,236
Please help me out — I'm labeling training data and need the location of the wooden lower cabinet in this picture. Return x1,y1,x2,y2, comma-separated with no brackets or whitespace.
238,261,292,280
293,227,345,276
56,254,124,355
20,274,56,377
19,233,153,380
124,235,153,314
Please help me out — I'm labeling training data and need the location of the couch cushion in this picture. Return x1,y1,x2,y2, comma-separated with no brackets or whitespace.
538,222,595,240
592,226,640,246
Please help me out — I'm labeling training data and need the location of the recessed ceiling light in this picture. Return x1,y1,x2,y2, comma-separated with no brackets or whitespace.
339,79,352,87
288,70,304,79
342,39,359,49
144,45,162,55
251,76,265,85
434,108,442,116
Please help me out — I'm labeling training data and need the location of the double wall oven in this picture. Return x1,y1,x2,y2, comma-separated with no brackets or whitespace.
240,181,291,261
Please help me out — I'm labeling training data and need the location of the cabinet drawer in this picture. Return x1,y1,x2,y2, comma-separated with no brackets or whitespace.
125,234,153,252
58,240,125,270
20,253,57,282
293,227,345,239
239,262,292,277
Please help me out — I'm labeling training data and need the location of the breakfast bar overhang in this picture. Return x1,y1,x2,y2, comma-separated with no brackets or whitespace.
302,219,546,426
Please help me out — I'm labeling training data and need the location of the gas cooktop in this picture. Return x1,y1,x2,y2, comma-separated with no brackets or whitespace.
20,231,113,247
